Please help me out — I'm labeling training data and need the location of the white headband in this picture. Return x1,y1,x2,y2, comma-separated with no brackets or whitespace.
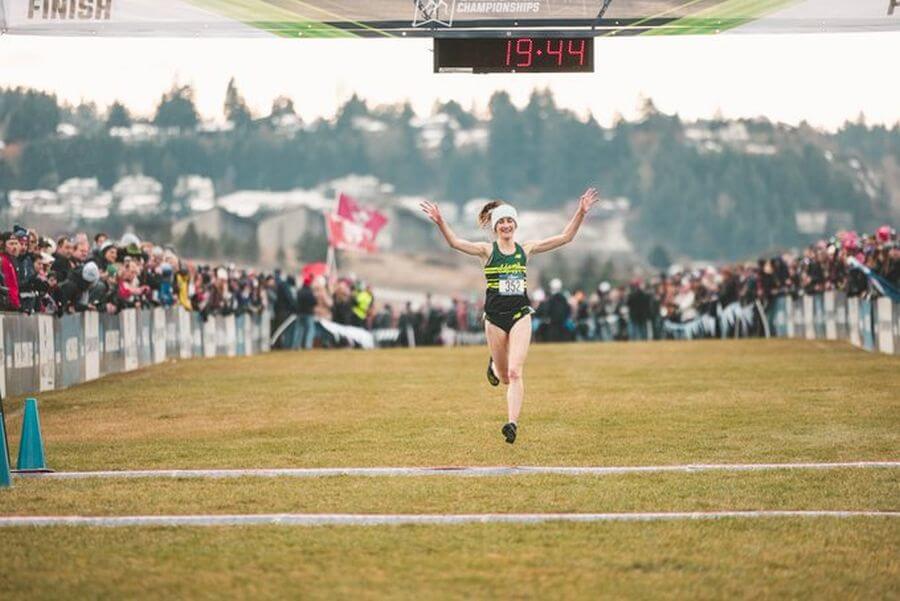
490,204,518,231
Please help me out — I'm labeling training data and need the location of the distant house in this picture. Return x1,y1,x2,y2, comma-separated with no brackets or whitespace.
58,177,112,221
174,175,216,213
56,123,78,138
8,189,62,217
172,207,256,242
217,188,331,219
5,189,71,233
7,179,114,223
109,123,160,143
114,175,162,216
795,210,854,235
256,206,327,267
379,197,440,253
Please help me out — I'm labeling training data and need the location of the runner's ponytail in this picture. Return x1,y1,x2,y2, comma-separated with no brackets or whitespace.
478,201,504,230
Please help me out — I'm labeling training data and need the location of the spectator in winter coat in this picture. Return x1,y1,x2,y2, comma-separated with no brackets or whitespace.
546,278,571,342
294,275,318,350
56,261,100,315
0,232,22,310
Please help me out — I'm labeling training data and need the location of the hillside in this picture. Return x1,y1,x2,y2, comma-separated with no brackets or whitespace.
1,85,897,261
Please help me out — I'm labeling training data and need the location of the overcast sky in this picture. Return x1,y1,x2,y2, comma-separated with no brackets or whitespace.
0,31,898,130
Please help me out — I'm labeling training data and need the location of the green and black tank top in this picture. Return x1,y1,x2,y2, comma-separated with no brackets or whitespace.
484,242,530,316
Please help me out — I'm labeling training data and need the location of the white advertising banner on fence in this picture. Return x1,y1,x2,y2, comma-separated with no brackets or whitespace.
784,297,795,338
243,315,254,357
2,309,274,397
847,297,861,348
225,315,237,357
152,307,167,364
178,308,193,359
876,297,895,355
37,314,55,392
895,301,900,355
824,292,837,340
83,311,100,381
802,296,815,341
121,309,139,372
202,318,217,358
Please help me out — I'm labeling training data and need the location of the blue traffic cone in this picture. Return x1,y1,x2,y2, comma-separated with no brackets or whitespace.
0,409,11,488
16,398,51,473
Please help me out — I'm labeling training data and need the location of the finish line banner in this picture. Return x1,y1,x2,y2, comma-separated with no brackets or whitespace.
2,1,899,38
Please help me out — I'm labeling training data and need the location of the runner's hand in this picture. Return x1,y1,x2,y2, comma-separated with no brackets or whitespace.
579,187,599,214
419,201,444,226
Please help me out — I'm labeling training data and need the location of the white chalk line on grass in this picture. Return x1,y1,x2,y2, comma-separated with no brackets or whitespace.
15,461,900,480
0,511,897,528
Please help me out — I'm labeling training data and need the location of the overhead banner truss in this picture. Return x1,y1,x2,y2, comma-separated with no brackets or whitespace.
0,1,898,38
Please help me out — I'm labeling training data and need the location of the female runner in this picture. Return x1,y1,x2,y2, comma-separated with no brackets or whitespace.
420,187,598,443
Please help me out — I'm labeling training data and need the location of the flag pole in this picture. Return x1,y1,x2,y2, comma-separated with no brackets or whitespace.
327,243,337,277
330,191,341,279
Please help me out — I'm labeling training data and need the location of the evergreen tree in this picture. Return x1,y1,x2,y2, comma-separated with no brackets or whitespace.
72,101,101,134
243,229,259,262
224,77,252,127
434,99,476,129
221,236,241,259
106,101,132,129
332,95,370,177
648,244,672,271
178,223,201,256
270,96,296,118
335,94,368,128
295,222,328,264
153,84,199,130
575,254,601,292
200,235,218,259
4,89,60,142
545,252,571,291
487,91,525,199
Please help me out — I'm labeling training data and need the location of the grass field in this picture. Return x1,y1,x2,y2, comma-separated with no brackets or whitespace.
1,339,898,599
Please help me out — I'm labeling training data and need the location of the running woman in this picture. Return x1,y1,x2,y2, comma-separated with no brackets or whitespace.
420,188,599,443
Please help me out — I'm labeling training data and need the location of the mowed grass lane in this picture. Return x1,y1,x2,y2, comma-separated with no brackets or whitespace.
0,340,897,599
2,339,897,469
1,519,897,600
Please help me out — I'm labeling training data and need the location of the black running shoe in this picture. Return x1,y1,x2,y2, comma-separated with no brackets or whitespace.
486,357,500,386
501,422,517,444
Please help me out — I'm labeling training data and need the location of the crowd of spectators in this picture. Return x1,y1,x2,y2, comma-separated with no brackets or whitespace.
531,225,899,342
362,225,899,346
0,224,269,318
270,273,376,349
4,222,896,348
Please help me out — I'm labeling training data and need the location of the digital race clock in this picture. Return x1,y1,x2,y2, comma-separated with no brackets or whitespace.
434,37,594,74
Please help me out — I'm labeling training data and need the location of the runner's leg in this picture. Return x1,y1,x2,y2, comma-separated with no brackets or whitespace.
506,314,532,424
484,319,510,385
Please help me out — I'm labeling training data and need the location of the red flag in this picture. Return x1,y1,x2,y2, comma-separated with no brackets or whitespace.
337,193,388,236
326,212,378,253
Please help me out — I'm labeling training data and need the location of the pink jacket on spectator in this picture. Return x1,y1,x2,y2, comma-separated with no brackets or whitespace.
1,254,20,309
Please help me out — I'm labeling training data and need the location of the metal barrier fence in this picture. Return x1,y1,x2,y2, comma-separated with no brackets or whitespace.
662,291,898,356
813,293,895,354
1,293,894,398
0,309,272,399
371,292,899,356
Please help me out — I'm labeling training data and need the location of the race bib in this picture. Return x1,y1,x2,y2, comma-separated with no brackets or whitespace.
499,274,525,296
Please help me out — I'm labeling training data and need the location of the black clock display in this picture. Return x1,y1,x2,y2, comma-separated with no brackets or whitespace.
434,37,594,74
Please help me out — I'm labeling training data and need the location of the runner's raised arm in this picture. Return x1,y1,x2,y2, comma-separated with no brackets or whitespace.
523,187,599,257
420,201,491,260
